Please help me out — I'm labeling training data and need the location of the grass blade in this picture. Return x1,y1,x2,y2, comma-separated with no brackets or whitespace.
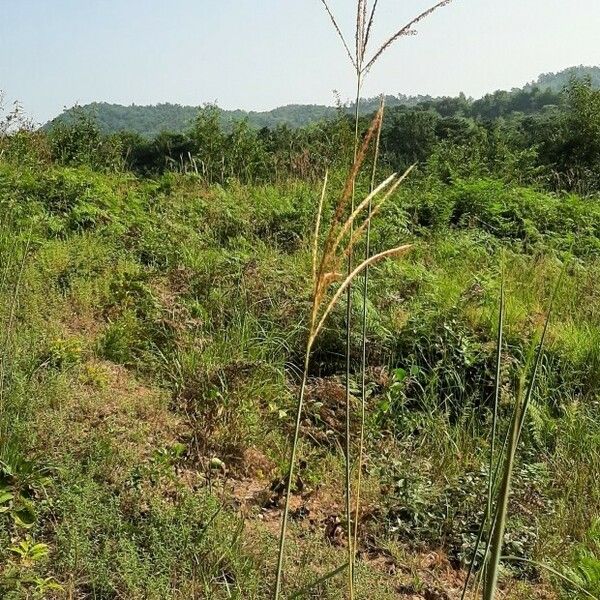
289,563,349,599
483,264,565,599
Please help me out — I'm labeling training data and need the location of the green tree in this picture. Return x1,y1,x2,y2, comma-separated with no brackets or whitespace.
190,104,226,183
49,107,122,171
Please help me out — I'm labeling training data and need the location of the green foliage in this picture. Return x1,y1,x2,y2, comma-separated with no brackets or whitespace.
1,536,61,599
48,106,123,171
551,80,600,193
379,459,548,570
401,178,600,257
0,163,148,237
48,469,257,598
3,71,594,197
563,520,600,598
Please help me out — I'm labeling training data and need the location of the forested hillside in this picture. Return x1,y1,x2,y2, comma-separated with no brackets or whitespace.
41,77,600,196
44,95,420,136
45,65,600,137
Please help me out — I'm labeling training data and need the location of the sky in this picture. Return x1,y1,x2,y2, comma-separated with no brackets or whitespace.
1,0,599,124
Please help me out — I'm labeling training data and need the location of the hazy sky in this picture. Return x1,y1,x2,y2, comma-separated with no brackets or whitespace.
1,0,599,124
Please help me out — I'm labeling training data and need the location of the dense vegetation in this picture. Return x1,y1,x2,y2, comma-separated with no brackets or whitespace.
36,71,600,199
0,67,599,599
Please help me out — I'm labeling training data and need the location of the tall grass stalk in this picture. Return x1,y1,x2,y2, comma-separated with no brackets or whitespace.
488,270,504,519
274,106,413,599
319,3,455,592
482,267,565,600
460,269,505,600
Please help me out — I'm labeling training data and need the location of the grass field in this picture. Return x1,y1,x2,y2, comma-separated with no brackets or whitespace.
0,156,598,598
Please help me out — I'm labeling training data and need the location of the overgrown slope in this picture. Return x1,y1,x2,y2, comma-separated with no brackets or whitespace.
0,159,598,598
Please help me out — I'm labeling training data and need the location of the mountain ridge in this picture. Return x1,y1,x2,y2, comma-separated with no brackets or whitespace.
45,65,600,137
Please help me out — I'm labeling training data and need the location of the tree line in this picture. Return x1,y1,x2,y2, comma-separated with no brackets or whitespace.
2,78,600,194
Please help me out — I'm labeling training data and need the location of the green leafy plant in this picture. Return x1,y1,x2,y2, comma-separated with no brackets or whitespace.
9,539,50,566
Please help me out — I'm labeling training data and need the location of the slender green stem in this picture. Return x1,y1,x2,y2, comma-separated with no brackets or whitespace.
483,393,523,600
475,378,522,598
344,69,362,600
488,270,504,518
483,264,564,600
480,267,505,589
460,399,511,600
353,95,383,556
274,342,312,599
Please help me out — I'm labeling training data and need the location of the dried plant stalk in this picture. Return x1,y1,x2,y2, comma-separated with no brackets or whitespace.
302,2,456,596
286,0,452,600
354,95,385,558
274,110,412,600
364,0,454,73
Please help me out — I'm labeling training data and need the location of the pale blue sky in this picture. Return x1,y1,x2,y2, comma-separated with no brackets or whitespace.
1,0,599,124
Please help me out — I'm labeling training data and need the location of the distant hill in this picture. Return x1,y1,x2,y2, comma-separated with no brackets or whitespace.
524,65,600,92
44,95,433,138
45,65,599,137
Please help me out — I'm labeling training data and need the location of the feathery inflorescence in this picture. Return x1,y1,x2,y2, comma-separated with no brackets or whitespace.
316,2,455,597
274,107,413,599
275,2,457,598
